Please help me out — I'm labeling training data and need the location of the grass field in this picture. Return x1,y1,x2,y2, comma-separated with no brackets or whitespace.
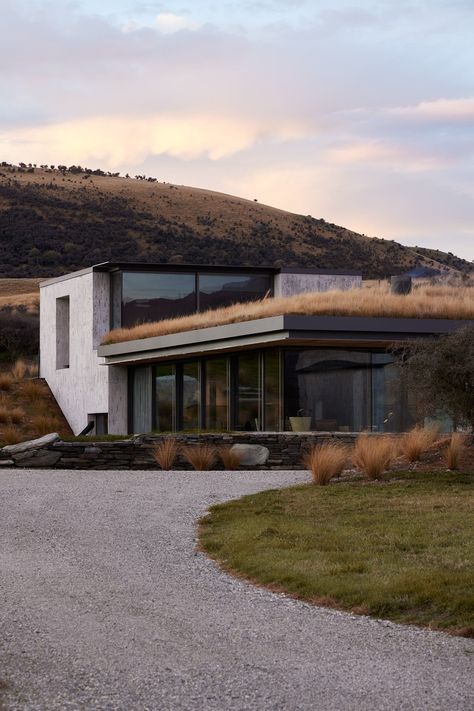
199,471,474,636
0,278,41,310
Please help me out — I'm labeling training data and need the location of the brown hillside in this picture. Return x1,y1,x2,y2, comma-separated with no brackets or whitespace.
0,163,472,279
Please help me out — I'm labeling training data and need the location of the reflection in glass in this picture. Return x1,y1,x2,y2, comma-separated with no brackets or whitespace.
155,364,176,431
237,352,261,430
183,362,200,430
198,273,271,311
122,272,196,327
205,359,229,430
284,350,371,432
132,366,152,434
371,354,416,432
264,350,281,431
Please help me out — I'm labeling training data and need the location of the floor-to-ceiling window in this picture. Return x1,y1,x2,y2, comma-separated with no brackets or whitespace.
236,352,261,430
205,359,229,430
182,361,200,430
155,364,176,431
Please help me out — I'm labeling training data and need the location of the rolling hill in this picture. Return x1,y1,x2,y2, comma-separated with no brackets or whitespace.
0,163,472,279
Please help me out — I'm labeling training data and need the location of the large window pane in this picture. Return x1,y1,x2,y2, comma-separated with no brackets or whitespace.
183,362,200,430
198,273,272,311
122,272,196,327
284,350,371,432
237,353,261,430
264,350,281,431
132,366,152,434
205,359,229,430
372,354,416,432
155,364,176,431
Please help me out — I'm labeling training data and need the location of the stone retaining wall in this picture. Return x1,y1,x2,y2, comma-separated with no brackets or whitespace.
0,432,360,470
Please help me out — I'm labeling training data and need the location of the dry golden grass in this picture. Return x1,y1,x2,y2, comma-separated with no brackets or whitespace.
353,434,395,480
103,284,474,345
304,442,349,485
152,438,179,470
21,379,45,401
10,407,26,425
0,374,13,392
0,293,39,311
182,443,217,470
0,406,9,424
446,433,465,470
218,445,242,470
29,415,61,436
11,359,27,381
0,426,22,445
400,426,440,463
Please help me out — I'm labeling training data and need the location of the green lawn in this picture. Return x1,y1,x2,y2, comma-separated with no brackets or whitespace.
199,471,474,636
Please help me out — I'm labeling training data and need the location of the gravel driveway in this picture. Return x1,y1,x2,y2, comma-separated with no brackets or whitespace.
0,468,473,711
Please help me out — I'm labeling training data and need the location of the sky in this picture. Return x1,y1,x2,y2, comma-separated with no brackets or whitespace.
1,0,473,261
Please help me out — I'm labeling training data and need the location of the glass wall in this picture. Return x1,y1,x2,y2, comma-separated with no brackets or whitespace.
198,273,272,311
284,350,371,432
205,359,229,430
130,347,416,434
122,272,196,327
155,364,176,431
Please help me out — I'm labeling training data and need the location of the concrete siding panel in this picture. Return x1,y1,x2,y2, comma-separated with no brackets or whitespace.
274,273,362,297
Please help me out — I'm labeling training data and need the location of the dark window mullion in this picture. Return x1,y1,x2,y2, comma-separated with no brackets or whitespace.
175,363,183,432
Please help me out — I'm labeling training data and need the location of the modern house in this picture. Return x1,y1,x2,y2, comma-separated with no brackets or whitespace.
40,262,465,436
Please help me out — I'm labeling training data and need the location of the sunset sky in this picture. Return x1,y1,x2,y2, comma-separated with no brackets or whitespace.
1,0,473,260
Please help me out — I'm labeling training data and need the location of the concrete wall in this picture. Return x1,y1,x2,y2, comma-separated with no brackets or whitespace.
274,272,362,298
40,271,113,435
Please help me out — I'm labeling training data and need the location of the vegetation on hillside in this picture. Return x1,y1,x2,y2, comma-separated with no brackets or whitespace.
1,162,472,279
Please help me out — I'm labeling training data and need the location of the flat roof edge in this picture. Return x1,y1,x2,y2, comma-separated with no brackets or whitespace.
40,266,94,287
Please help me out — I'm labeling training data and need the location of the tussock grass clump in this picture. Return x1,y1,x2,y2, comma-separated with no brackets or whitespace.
152,438,179,470
0,406,9,424
0,374,13,392
218,445,242,470
446,433,465,470
21,379,44,401
401,426,440,463
102,283,474,345
304,442,348,486
10,407,25,425
11,359,27,381
0,426,22,445
183,443,217,470
354,434,394,480
30,415,61,436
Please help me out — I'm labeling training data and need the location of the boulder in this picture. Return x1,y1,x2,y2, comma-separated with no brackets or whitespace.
230,443,270,467
0,459,14,467
13,449,61,468
2,432,60,456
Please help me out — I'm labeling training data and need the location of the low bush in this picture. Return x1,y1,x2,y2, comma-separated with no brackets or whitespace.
400,426,440,462
0,406,9,424
183,443,217,470
354,434,394,480
304,442,348,486
218,445,242,470
152,438,179,470
0,374,13,392
446,433,465,470
10,407,25,425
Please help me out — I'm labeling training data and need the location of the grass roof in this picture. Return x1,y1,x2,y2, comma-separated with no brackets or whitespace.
102,283,474,346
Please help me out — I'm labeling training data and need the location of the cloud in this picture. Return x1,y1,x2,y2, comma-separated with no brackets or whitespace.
0,114,309,167
154,13,202,34
387,97,474,125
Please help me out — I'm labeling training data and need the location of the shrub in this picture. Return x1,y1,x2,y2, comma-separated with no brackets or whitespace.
10,407,25,425
0,374,13,392
30,415,61,436
0,406,9,424
304,442,348,486
218,445,242,470
446,433,465,470
152,438,179,470
182,443,217,470
400,426,440,463
0,426,22,445
11,359,27,381
353,434,394,480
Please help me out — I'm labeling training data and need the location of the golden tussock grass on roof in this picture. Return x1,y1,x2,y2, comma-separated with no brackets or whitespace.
102,283,474,345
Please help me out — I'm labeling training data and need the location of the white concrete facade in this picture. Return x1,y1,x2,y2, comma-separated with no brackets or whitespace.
274,272,362,298
40,269,128,435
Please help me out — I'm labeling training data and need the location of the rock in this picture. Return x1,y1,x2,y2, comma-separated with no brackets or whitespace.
83,446,102,459
230,444,270,466
0,459,14,466
2,433,60,456
13,449,61,468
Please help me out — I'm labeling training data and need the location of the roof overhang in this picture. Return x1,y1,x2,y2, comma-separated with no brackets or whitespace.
97,315,471,366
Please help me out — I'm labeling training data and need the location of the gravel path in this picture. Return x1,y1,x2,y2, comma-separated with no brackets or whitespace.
0,468,473,711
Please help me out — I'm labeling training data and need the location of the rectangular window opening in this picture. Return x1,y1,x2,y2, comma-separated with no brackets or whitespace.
56,296,70,369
